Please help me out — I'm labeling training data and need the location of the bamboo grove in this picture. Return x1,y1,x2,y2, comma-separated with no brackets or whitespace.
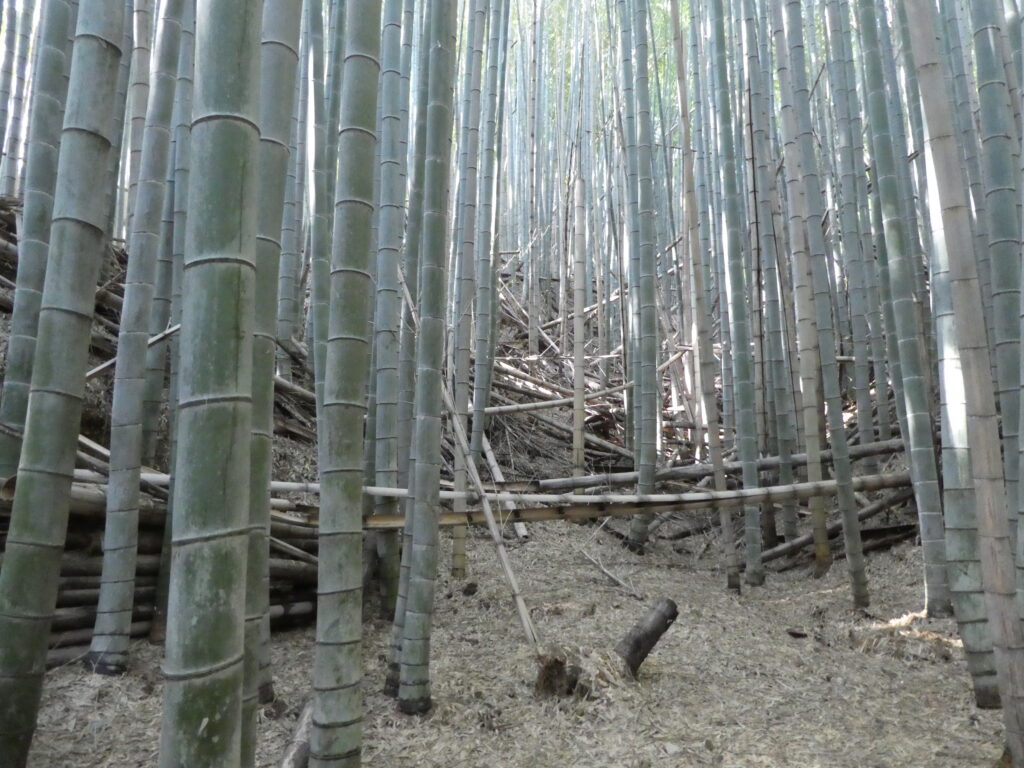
0,0,1023,765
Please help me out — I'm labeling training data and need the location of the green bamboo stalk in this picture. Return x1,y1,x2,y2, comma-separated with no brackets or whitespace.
147,0,192,644
0,3,126,762
968,1,1022,548
87,0,185,676
901,0,999,707
386,0,429,698
625,0,659,552
372,0,408,612
157,0,262,762
0,0,40,196
856,0,949,614
239,2,303,763
468,0,512,463
309,0,381,760
710,0,762,584
0,0,73,479
398,0,457,715
123,0,154,242
771,0,834,579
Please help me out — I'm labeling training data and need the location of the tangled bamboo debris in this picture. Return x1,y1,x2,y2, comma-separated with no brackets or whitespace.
484,348,686,416
493,359,575,396
492,391,633,459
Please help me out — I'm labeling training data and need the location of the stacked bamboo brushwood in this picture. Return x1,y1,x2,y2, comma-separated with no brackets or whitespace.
0,196,325,664
0,485,325,667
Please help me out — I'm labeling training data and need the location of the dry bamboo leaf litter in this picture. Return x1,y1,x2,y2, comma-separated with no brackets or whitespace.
28,520,1005,767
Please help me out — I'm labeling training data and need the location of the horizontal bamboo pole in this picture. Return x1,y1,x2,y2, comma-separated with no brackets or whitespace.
503,437,906,492
362,472,912,529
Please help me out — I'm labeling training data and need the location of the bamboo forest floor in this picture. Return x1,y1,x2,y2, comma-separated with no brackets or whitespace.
28,520,1006,767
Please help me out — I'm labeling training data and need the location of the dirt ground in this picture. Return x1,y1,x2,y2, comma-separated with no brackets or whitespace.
28,517,1006,768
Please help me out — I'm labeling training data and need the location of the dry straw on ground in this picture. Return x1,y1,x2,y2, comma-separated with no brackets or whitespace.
29,518,1005,768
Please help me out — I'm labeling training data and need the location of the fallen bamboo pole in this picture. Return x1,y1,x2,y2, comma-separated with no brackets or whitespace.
274,375,317,404
502,437,906,492
761,488,914,563
85,323,182,379
400,269,540,644
362,472,913,529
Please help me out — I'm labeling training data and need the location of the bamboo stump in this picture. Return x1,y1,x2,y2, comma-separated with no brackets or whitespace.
614,597,678,676
535,598,678,697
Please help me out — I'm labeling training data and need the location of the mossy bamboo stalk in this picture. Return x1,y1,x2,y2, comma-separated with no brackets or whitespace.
157,0,262,762
0,0,73,479
310,1,382,760
87,0,185,676
398,0,457,716
0,3,126,762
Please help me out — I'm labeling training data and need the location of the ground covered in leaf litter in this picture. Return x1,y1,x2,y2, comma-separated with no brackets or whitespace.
28,520,1006,768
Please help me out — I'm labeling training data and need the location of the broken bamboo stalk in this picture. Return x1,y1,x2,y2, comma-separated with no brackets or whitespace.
481,434,529,539
85,323,181,379
614,598,679,676
399,267,539,644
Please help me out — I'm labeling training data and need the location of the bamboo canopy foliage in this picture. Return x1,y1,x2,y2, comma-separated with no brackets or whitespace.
8,0,1024,765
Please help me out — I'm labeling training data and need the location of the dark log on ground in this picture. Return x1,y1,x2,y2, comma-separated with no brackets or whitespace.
59,575,158,591
614,598,679,676
278,701,313,768
58,585,156,608
50,620,152,650
25,552,317,584
46,601,316,663
52,603,153,632
761,489,914,564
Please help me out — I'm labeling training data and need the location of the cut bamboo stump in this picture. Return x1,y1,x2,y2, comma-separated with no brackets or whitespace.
614,598,679,676
535,597,679,697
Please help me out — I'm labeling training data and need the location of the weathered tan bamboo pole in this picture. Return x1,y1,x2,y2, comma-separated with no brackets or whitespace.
511,438,905,493
398,268,540,644
361,472,913,529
